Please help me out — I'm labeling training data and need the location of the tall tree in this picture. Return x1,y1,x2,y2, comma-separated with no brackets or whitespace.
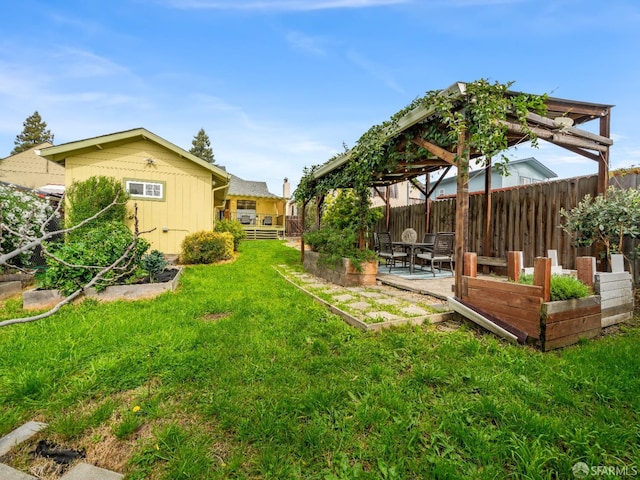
189,128,215,164
11,111,55,155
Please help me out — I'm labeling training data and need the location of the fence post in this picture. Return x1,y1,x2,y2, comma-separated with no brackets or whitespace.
464,252,477,277
507,251,521,282
576,256,596,287
534,257,552,302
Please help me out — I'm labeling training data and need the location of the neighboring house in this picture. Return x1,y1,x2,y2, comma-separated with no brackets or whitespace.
429,157,557,200
40,128,230,255
224,174,286,238
371,179,425,208
0,142,65,190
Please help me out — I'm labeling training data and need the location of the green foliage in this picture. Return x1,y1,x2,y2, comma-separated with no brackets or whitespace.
40,222,150,295
213,219,246,251
65,176,128,233
294,79,547,211
518,274,592,301
0,244,640,480
10,111,54,155
560,186,640,266
304,189,381,270
0,184,56,267
141,250,168,283
179,230,233,264
1,241,639,479
189,128,215,164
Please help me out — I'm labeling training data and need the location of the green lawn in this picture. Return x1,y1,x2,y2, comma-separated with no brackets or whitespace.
1,241,639,479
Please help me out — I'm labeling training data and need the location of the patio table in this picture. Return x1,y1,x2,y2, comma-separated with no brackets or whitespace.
393,241,434,274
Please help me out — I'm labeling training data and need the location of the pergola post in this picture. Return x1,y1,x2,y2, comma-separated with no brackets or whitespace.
300,199,308,263
483,158,492,257
454,128,470,298
599,107,611,195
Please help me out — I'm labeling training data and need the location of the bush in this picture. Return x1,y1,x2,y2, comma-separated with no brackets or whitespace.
65,176,128,234
304,226,377,271
518,274,592,301
0,184,57,268
40,222,150,295
180,231,234,264
214,219,246,251
141,250,168,282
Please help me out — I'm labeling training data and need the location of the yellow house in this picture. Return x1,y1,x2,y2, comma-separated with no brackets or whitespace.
40,128,230,255
0,142,65,190
224,174,286,239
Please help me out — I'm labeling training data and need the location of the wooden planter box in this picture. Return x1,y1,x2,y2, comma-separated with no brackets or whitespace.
22,267,182,310
540,296,601,351
458,253,603,351
595,272,634,327
303,250,377,287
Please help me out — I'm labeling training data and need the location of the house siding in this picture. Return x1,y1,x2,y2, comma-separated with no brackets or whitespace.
0,145,64,189
64,140,214,254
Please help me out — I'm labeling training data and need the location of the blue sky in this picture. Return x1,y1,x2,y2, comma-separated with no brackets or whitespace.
1,0,639,195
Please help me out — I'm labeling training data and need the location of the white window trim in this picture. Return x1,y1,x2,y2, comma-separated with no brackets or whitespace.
125,179,165,201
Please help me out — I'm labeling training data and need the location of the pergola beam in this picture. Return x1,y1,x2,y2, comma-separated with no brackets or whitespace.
410,138,457,165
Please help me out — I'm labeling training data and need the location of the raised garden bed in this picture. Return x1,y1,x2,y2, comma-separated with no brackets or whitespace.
456,253,604,351
22,267,182,310
303,250,377,287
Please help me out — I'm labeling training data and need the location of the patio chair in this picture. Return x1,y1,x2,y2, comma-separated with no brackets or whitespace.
240,215,251,225
415,232,454,276
372,231,380,254
263,215,273,226
377,231,408,272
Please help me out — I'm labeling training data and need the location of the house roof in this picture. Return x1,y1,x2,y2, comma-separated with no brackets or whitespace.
1,142,54,161
437,157,557,185
39,128,230,186
227,174,281,199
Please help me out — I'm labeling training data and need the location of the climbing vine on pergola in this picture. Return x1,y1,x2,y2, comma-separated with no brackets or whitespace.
295,79,547,233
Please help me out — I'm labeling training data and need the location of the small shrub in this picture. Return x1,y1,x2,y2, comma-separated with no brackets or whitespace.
40,222,150,295
141,250,168,282
180,230,234,264
65,176,128,235
518,274,592,301
214,219,246,251
304,226,377,272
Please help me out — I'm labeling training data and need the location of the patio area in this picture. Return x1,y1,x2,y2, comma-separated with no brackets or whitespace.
377,266,455,300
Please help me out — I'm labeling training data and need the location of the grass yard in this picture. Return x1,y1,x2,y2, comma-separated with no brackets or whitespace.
0,240,639,479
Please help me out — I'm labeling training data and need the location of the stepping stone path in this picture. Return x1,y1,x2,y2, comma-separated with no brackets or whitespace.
0,422,123,480
276,265,455,331
347,301,371,310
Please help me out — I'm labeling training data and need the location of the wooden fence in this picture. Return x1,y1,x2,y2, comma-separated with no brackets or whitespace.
374,174,619,271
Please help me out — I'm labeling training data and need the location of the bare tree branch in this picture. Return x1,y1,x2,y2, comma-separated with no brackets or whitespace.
0,206,149,328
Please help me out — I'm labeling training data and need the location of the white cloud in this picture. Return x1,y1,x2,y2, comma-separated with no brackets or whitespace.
346,50,405,95
285,31,327,56
160,0,408,11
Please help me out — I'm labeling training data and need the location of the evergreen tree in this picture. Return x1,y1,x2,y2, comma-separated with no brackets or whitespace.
11,111,54,155
189,128,215,164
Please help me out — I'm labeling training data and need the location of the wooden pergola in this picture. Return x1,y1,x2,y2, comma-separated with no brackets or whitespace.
306,81,614,297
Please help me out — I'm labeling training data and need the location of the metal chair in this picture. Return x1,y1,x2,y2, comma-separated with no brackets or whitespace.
263,215,273,226
240,215,251,225
415,232,454,276
377,231,408,272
